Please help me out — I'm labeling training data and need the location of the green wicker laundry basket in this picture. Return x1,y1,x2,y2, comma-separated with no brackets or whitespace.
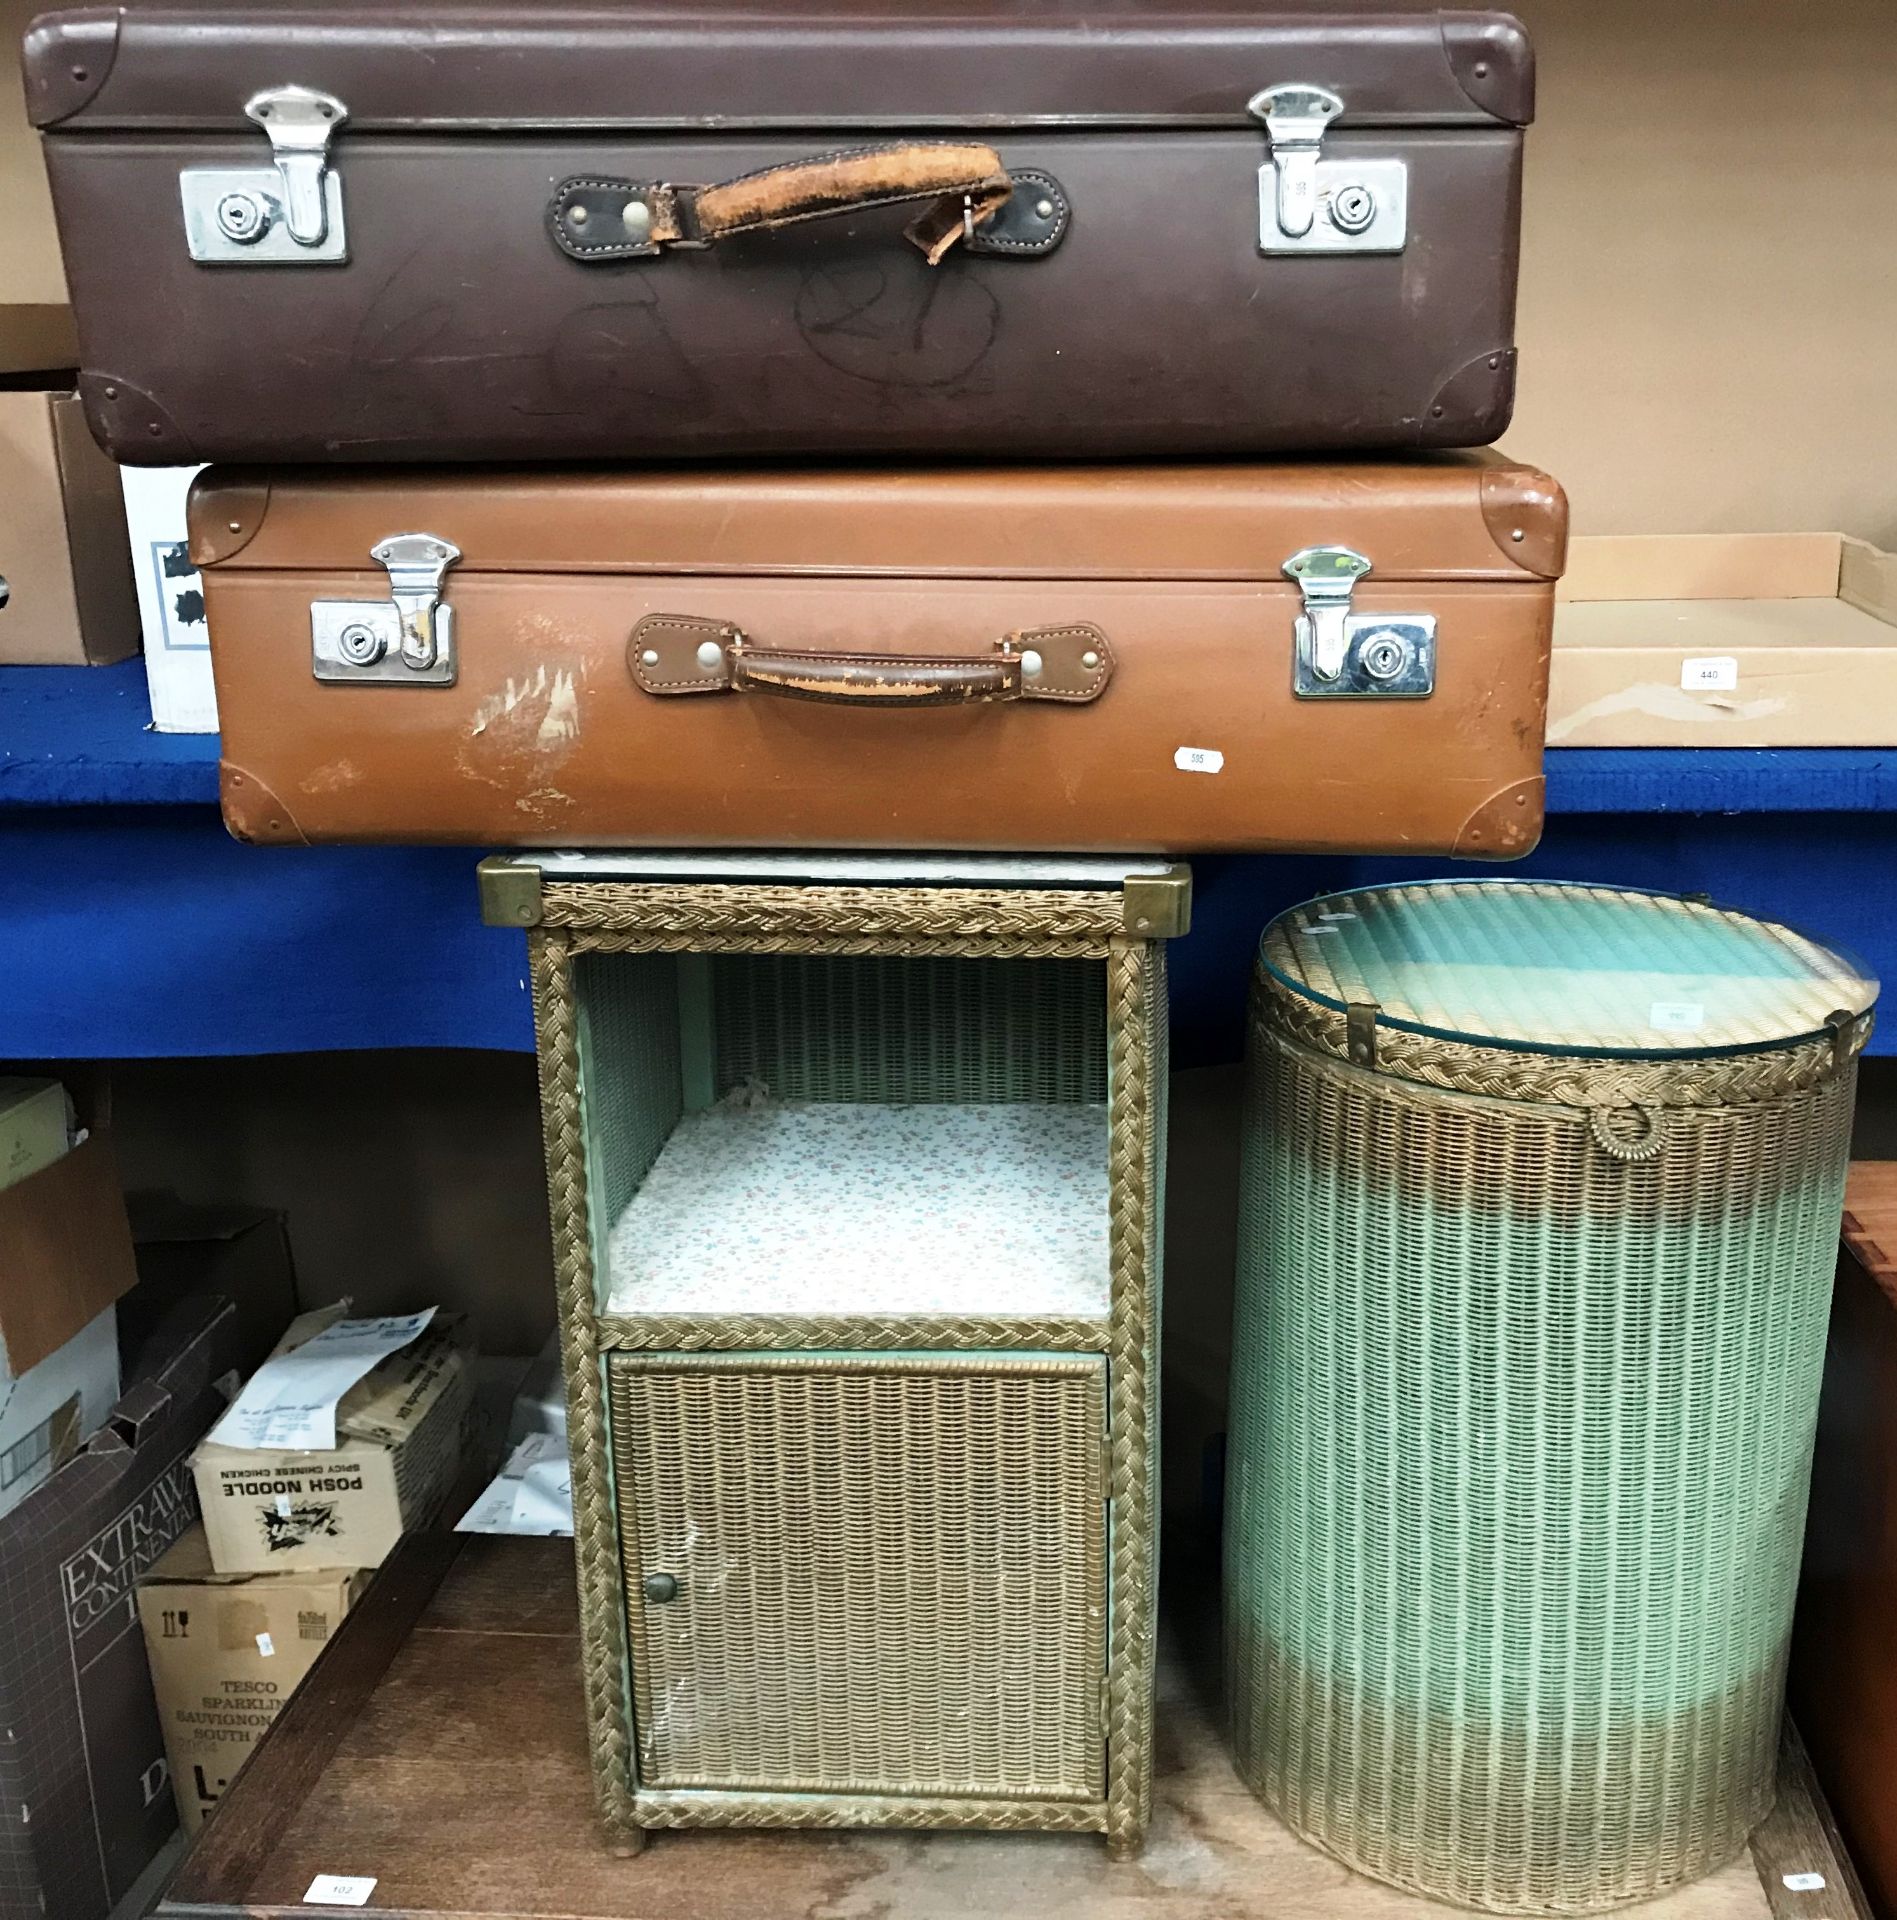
1225,880,1877,1915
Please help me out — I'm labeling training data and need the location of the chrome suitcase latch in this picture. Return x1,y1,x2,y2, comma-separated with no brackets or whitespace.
1284,546,1435,699
1250,85,1408,255
311,534,461,686
181,87,350,264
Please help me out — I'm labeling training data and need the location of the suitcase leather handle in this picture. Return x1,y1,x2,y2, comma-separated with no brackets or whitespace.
550,145,1068,265
734,646,1022,707
629,616,1113,707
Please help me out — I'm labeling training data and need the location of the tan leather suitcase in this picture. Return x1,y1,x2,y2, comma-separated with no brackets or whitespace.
193,456,1565,854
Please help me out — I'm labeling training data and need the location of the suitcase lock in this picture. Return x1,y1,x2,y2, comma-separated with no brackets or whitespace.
311,535,461,687
181,87,350,265
1284,547,1435,699
1250,86,1408,256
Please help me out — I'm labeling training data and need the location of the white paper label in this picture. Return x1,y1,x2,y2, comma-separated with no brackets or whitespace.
457,1433,575,1538
1648,1001,1706,1032
255,1632,275,1657
1681,655,1739,692
1173,746,1224,775
304,1878,377,1907
1783,1874,1827,1894
210,1310,436,1452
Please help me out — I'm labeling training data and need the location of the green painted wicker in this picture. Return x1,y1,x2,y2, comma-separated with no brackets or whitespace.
527,878,1168,1858
1226,880,1877,1915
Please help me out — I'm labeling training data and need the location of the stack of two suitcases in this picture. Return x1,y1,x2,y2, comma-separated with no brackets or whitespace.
25,0,1566,852
27,0,1565,1872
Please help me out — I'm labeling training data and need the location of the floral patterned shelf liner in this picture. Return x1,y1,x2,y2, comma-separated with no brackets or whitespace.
603,1101,1111,1319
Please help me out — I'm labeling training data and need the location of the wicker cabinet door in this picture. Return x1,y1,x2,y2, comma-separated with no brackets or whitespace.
607,1351,1108,1803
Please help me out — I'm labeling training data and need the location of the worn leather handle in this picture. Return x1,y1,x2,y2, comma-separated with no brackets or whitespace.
732,644,1023,708
629,614,1114,706
698,146,1012,260
550,143,1016,266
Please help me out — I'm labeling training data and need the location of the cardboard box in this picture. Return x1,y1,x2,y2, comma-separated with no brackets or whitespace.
0,305,77,375
193,1313,474,1574
0,307,139,667
121,463,215,731
1,0,69,307
1548,532,1897,747
137,1525,366,1835
1,1078,139,1517
125,1196,301,1380
0,1297,238,1920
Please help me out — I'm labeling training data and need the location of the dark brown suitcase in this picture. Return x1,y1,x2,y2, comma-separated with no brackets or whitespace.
191,455,1565,853
25,2,1531,466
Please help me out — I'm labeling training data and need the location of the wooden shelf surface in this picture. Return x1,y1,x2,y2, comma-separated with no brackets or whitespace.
158,1533,1864,1920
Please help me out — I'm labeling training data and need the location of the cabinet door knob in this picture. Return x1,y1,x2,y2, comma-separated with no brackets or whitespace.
643,1572,679,1604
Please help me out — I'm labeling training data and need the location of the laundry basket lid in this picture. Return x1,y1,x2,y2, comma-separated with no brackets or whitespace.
1259,880,1877,1059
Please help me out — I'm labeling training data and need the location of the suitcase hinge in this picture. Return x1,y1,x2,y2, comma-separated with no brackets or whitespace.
310,533,462,687
180,87,350,265
1283,547,1436,700
1248,85,1407,256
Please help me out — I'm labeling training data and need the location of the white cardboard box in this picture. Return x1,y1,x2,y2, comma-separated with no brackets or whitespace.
0,1306,121,1519
120,463,215,732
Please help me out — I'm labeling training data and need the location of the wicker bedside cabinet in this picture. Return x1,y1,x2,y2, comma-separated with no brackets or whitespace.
481,853,1185,1859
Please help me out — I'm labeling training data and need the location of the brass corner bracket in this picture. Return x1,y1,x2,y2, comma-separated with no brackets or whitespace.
478,855,543,928
1121,867,1192,940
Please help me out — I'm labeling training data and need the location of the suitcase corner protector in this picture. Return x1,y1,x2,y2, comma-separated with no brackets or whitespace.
219,761,311,846
1452,777,1544,861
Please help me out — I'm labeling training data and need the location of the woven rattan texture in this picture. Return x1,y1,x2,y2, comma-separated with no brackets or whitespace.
608,1352,1107,1802
532,881,1164,1853
574,951,683,1223
546,881,1122,953
710,952,1107,1103
597,1314,1108,1353
626,1790,1107,1833
1257,978,1871,1118
1103,936,1162,1856
1226,1016,1857,1914
530,931,640,1842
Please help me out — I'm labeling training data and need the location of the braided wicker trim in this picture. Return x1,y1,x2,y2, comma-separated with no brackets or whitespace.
598,1313,1109,1353
626,1789,1108,1834
574,928,1112,961
530,885,1162,1859
1256,968,1874,1113
546,881,1122,949
1103,935,1158,1858
530,930,641,1839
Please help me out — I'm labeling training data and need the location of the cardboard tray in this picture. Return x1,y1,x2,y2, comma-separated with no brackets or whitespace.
1548,533,1897,747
